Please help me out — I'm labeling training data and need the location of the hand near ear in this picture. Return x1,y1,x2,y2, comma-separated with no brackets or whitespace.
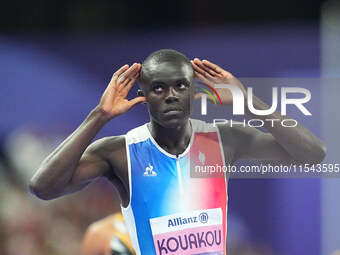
97,63,146,119
191,58,246,106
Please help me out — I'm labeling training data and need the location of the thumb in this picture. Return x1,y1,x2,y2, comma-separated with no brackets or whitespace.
129,96,147,107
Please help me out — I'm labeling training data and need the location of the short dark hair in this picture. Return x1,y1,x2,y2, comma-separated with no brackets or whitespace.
140,49,194,84
142,49,192,67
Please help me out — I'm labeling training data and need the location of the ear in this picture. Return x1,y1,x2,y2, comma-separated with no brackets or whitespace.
137,89,147,105
137,89,144,97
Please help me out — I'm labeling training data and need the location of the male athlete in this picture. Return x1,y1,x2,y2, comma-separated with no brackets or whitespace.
29,49,326,255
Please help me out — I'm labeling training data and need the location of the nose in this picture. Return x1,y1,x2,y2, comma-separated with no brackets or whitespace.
165,87,179,103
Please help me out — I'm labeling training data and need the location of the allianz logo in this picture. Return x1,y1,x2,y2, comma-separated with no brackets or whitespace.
168,212,209,227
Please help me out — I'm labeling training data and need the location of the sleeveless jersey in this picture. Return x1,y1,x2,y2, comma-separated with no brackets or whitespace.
121,119,228,255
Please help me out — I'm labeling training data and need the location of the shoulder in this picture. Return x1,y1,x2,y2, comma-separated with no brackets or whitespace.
217,121,255,137
217,121,272,163
190,119,219,133
80,136,126,172
125,123,150,145
84,136,126,160
89,136,125,150
191,119,253,140
217,121,260,149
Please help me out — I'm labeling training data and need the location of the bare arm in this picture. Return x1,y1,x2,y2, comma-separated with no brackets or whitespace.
237,95,326,164
29,63,146,200
192,59,326,165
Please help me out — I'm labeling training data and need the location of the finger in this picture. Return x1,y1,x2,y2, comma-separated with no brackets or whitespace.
194,58,222,78
194,59,223,79
123,72,140,93
191,60,214,79
194,71,213,86
120,76,131,87
112,65,129,82
195,73,216,92
192,59,209,75
127,63,141,81
201,59,233,78
118,63,140,83
191,61,201,78
118,76,132,90
125,63,141,79
129,96,146,107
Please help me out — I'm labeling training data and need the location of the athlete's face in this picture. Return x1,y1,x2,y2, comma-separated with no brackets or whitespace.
140,61,195,128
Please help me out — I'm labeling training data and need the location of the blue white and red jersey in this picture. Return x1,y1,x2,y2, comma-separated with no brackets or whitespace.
122,119,228,255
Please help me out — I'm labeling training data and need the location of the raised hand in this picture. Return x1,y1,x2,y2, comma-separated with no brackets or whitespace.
191,58,246,106
98,63,146,119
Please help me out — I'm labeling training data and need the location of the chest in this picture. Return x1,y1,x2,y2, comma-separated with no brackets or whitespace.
128,133,227,216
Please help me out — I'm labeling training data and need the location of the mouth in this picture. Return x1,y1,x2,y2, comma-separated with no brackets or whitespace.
164,107,183,115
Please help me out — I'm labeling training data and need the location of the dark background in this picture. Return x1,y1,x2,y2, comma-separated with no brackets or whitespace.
0,0,325,32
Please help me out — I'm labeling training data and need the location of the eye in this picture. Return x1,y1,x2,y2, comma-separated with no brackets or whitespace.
177,82,188,90
153,85,164,92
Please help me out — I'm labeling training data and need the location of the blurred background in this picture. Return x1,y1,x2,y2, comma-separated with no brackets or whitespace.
1,0,340,254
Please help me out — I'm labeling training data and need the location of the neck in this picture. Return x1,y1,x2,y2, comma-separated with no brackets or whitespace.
148,119,192,156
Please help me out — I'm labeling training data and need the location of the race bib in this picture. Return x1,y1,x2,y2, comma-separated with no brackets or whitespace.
149,208,224,255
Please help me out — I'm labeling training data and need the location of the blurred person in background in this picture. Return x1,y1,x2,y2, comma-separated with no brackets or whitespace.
82,212,135,255
0,130,118,255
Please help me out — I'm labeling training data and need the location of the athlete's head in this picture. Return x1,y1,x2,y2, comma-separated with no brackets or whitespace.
139,49,195,128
